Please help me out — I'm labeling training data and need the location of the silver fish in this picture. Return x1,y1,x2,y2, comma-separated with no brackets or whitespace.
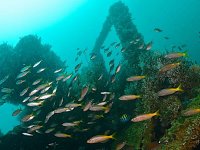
20,87,29,96
20,65,31,72
22,133,33,136
45,111,55,123
27,101,43,107
54,68,62,73
37,68,46,73
38,93,55,100
16,80,26,85
32,79,42,86
1,88,14,94
0,75,9,85
33,60,42,68
16,71,30,79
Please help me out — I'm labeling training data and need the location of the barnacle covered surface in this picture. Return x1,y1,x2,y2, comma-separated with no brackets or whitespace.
158,95,200,150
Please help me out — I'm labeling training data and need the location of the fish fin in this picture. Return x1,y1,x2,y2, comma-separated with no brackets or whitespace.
177,84,183,92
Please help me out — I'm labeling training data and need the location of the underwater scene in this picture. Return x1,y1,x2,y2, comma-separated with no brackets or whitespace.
0,0,200,149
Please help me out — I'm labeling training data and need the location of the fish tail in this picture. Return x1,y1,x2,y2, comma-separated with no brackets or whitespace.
110,132,116,140
183,51,189,57
177,84,183,92
104,106,111,113
154,110,160,116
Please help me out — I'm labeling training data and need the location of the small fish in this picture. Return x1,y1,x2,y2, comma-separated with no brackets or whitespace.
78,86,89,101
32,79,42,86
16,70,30,79
54,68,62,73
52,86,57,94
121,47,127,52
120,114,130,123
28,96,39,102
28,125,42,133
138,43,144,49
101,92,111,95
87,133,115,144
89,105,110,113
116,142,126,150
21,114,35,122
115,64,121,74
65,103,82,108
115,43,121,48
20,87,29,96
37,68,46,73
29,89,39,96
90,53,97,60
75,63,82,72
41,86,51,94
54,133,71,138
59,98,64,107
126,75,145,82
22,97,30,103
182,109,200,116
45,128,55,134
16,80,26,85
22,133,33,136
146,41,153,50
119,95,141,100
20,65,31,72
12,108,22,116
0,75,9,85
36,82,52,91
63,73,73,82
154,28,162,32
62,122,79,127
157,85,183,97
83,101,93,112
1,94,10,100
27,101,44,107
56,74,65,81
159,62,181,73
111,74,116,83
38,93,55,100
98,74,103,80
33,60,42,68
45,111,55,123
164,52,188,59
131,111,159,122
54,107,73,114
1,88,14,94
102,94,107,101
97,101,107,106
